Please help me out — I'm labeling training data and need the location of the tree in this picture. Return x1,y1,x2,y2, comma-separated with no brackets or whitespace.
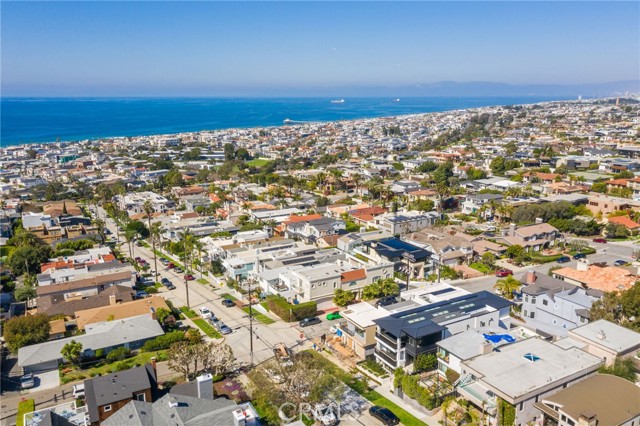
14,283,37,302
333,289,355,307
432,161,454,185
163,169,184,187
124,229,137,260
494,276,521,300
143,201,159,283
8,228,40,248
505,245,525,259
598,358,637,382
3,314,51,353
61,340,83,366
168,340,235,380
224,143,235,161
106,346,130,362
362,278,400,300
413,353,437,372
7,245,53,276
155,307,172,324
590,282,640,331
481,252,497,269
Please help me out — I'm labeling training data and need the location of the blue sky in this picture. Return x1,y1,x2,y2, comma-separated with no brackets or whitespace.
2,1,638,96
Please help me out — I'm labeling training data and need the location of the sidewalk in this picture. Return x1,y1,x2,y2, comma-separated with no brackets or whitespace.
370,381,442,426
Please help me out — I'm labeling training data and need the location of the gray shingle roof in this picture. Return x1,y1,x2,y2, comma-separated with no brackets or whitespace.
18,314,163,368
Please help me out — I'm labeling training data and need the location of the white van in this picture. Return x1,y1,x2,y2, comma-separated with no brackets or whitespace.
72,383,85,399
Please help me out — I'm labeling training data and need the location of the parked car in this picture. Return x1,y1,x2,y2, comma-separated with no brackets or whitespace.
164,282,176,290
218,323,232,334
222,299,235,307
299,317,321,327
556,256,571,263
326,312,342,321
573,253,587,260
135,291,149,299
160,258,169,265
167,263,175,269
592,238,607,243
185,274,195,281
208,316,219,326
495,268,513,277
369,406,400,425
72,383,85,399
198,306,213,319
375,296,397,307
161,278,171,285
174,267,184,274
20,373,35,389
614,259,628,266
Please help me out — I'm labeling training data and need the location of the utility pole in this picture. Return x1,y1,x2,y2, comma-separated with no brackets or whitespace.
248,277,254,366
402,252,416,295
183,232,190,308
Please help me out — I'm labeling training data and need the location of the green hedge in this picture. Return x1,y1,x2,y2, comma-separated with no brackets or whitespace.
142,330,186,352
395,370,435,410
265,295,317,322
17,399,35,426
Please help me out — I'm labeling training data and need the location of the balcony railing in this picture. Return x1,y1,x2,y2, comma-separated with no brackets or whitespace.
375,348,397,367
339,322,355,337
376,332,398,349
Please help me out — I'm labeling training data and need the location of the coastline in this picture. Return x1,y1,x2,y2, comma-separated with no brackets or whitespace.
1,95,580,146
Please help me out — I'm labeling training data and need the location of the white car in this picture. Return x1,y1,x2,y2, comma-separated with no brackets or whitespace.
72,383,85,399
198,306,212,319
329,325,338,334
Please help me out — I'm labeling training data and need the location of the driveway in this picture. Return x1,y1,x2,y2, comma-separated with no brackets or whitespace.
24,370,60,393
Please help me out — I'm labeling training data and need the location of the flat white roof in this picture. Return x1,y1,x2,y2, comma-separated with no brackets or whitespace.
568,319,640,353
463,337,603,400
341,302,387,328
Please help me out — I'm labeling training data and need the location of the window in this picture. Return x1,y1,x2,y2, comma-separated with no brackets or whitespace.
135,393,146,401
103,405,112,412
530,312,535,319
480,321,486,327
542,299,548,306
531,297,536,304
519,402,523,411
523,353,541,362
553,319,557,325
523,310,528,317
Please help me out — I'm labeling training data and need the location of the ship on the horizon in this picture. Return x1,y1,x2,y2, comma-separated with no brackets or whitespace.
283,118,293,124
331,99,345,104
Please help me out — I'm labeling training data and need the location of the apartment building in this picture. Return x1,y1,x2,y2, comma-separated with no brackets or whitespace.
374,211,440,235
116,191,175,216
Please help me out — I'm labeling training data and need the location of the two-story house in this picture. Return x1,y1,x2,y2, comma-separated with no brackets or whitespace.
519,272,603,337
358,237,433,279
374,211,440,235
373,291,512,370
461,194,504,218
457,338,603,425
84,363,158,425
499,222,560,252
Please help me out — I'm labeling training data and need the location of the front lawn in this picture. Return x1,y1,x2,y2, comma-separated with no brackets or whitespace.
180,306,198,319
362,389,427,426
220,293,238,301
192,318,222,338
246,158,271,167
241,306,275,325
60,350,168,384
469,262,493,274
197,278,208,285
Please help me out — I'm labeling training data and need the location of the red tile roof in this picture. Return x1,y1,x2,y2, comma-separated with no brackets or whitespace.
284,214,322,225
608,215,640,229
340,269,367,283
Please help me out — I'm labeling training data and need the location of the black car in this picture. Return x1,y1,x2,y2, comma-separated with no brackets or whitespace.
556,256,571,263
299,317,321,327
375,296,397,307
369,406,400,425
573,253,587,260
222,299,235,307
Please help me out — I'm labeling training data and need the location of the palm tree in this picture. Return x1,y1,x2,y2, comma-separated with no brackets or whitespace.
124,229,137,261
10,228,40,247
149,222,163,283
93,218,106,243
493,276,521,300
352,173,362,197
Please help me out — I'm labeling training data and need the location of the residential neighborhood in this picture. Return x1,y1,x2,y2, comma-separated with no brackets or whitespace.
2,97,640,426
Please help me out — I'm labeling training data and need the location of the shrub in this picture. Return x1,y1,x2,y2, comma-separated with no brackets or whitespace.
265,295,317,322
413,353,437,373
106,347,130,362
142,330,186,352
3,314,51,353
16,399,35,426
445,369,460,383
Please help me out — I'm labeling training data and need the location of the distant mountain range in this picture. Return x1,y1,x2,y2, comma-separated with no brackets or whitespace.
305,80,640,98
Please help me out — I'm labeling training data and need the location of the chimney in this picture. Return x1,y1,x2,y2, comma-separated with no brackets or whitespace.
480,341,493,355
509,223,516,237
109,294,117,306
578,411,598,426
196,373,213,400
150,357,157,378
576,258,589,272
232,408,247,426
150,307,156,321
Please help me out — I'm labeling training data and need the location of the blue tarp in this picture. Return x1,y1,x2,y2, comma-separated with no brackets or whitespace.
483,333,516,344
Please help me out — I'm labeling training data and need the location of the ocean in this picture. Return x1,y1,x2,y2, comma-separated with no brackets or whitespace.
1,96,571,146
